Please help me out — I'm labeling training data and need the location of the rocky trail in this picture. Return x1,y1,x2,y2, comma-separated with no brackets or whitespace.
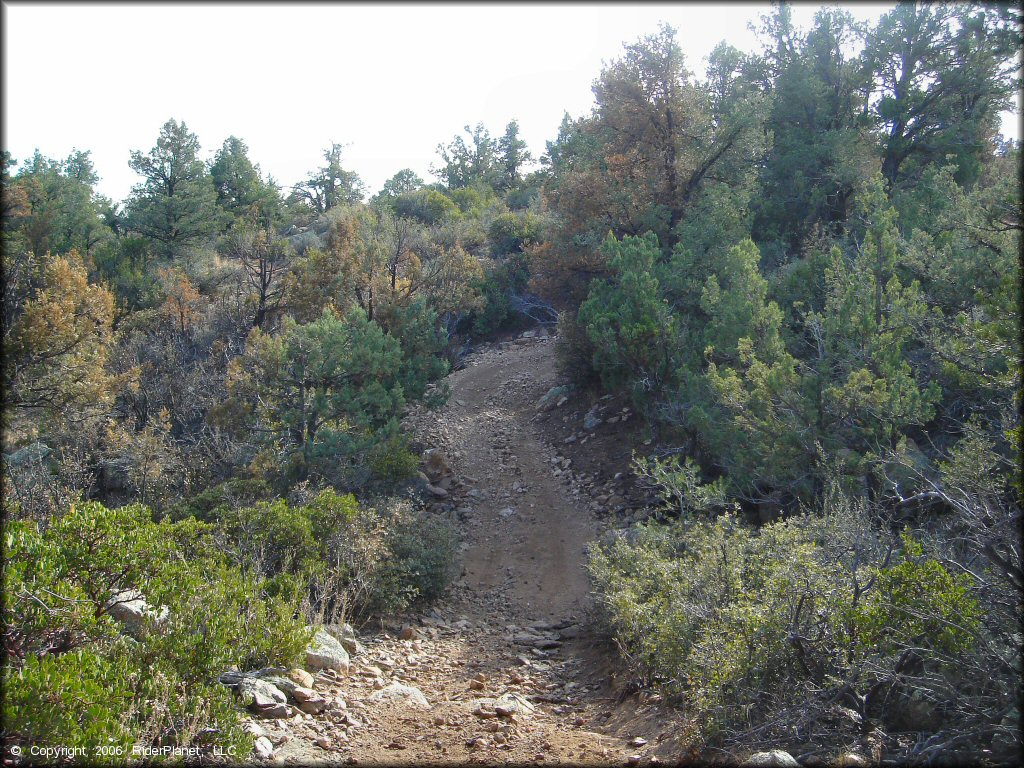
248,332,688,766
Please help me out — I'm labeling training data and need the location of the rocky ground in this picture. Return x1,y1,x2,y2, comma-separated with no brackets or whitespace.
240,331,696,766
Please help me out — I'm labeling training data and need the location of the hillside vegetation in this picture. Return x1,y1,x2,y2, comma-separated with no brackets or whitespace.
2,4,1020,765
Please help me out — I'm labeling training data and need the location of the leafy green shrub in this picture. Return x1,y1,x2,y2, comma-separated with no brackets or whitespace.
166,477,273,523
203,491,455,627
374,502,458,611
578,232,676,402
470,253,530,338
301,497,457,625
3,500,308,758
489,211,539,257
367,435,420,482
393,188,459,225
555,310,600,388
6,646,142,761
852,530,980,655
589,486,983,736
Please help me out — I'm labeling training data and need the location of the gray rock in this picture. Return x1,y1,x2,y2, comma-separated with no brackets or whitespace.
473,692,536,718
368,682,430,708
287,668,315,688
253,736,274,759
4,441,51,468
258,674,299,698
583,408,602,430
293,687,329,714
324,623,363,656
536,385,570,412
242,721,268,739
305,628,351,673
237,677,286,708
105,589,169,638
741,751,800,767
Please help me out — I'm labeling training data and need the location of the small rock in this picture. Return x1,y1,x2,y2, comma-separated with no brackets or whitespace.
314,737,331,750
287,668,314,688
741,751,801,767
426,484,448,498
630,737,648,747
253,736,274,759
583,409,602,430
252,702,290,719
237,677,287,710
105,589,170,639
368,682,430,708
835,755,868,768
298,695,328,715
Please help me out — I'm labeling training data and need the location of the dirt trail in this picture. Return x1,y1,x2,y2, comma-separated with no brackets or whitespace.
268,335,672,766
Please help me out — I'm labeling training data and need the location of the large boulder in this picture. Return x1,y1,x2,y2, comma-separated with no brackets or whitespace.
368,682,430,709
305,628,350,673
105,589,169,639
324,623,364,656
4,441,51,468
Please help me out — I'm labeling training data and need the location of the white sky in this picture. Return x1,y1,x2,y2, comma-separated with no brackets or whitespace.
2,2,1018,203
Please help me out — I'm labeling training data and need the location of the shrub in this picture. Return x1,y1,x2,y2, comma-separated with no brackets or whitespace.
555,310,600,388
3,500,309,758
367,435,420,482
393,188,459,225
298,497,455,626
470,253,530,338
577,232,676,402
589,485,985,740
488,211,540,257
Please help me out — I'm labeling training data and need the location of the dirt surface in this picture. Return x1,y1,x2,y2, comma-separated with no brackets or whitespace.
261,333,689,767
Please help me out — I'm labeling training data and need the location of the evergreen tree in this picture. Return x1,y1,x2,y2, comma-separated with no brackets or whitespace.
125,119,220,259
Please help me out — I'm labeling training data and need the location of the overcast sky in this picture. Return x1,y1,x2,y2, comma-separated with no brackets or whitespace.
2,3,1018,204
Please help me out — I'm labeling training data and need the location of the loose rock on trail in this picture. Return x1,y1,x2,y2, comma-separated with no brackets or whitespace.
263,333,684,766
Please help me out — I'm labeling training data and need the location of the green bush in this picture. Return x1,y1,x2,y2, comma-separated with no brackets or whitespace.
166,477,273,523
301,497,454,625
589,487,983,736
367,435,420,482
393,188,459,225
488,211,539,257
3,500,308,758
578,232,676,402
470,253,530,338
375,502,458,611
5,647,140,760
